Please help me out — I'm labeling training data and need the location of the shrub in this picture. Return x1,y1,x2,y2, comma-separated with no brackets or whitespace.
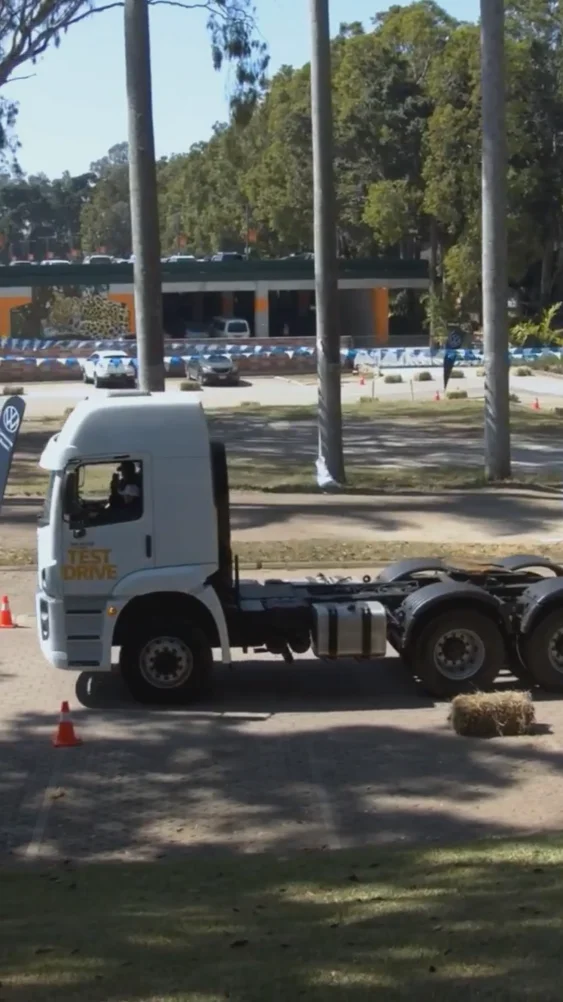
179,380,202,392
383,373,403,384
446,389,468,400
449,368,465,379
359,396,379,403
1,385,24,395
515,366,532,377
509,393,520,404
526,356,563,373
413,370,433,382
476,368,485,377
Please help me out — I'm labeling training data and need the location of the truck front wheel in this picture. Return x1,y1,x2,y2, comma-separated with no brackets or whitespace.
407,608,504,698
120,618,213,704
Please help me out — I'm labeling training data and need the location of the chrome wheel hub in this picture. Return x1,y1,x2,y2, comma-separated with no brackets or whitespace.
433,628,485,681
139,636,193,689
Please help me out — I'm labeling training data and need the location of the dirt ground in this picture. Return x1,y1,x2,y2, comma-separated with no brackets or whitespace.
2,568,563,864
3,488,563,560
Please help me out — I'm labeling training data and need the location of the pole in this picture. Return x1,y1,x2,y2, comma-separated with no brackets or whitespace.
309,0,345,485
481,0,510,478
124,0,165,391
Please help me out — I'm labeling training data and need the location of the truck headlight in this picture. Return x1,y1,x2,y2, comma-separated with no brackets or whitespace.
40,599,50,640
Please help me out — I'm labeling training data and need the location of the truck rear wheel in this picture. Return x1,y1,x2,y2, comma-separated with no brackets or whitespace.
120,618,213,704
408,609,504,698
522,608,563,691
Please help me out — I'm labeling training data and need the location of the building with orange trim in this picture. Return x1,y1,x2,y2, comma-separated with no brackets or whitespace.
0,258,429,343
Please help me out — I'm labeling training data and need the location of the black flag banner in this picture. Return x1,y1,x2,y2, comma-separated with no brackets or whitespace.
0,395,26,513
443,328,468,391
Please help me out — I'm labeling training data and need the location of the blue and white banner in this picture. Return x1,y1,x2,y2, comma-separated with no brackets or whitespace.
2,339,563,370
354,346,563,368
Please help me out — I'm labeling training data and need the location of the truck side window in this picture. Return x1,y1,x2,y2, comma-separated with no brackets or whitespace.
68,461,143,526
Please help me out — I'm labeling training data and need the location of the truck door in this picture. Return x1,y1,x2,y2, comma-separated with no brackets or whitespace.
61,456,153,597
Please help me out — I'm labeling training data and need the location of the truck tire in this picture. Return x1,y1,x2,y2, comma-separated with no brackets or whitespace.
521,608,563,691
377,558,446,583
94,374,102,389
495,555,563,576
120,618,213,704
408,608,504,698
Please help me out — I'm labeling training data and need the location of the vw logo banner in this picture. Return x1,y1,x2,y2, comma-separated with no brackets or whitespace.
0,395,26,512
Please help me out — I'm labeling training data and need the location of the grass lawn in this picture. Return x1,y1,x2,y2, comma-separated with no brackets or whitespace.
6,400,563,499
225,457,563,493
228,397,563,435
1,837,563,1001
5,538,563,569
11,453,561,496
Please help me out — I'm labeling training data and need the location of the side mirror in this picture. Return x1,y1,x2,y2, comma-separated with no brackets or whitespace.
63,470,82,525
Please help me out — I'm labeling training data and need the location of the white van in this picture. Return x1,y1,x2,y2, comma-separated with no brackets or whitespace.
209,317,251,338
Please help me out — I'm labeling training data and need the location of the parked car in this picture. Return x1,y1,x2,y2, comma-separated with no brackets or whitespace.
185,352,239,385
210,252,244,262
208,316,251,338
81,349,136,388
167,254,196,263
40,259,71,265
83,254,115,265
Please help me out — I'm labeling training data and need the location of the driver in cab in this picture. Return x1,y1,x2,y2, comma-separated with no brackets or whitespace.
109,461,142,517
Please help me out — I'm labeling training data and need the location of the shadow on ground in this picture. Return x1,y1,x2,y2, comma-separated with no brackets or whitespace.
5,485,563,547
2,840,563,1001
229,492,563,538
1,654,562,865
207,411,563,472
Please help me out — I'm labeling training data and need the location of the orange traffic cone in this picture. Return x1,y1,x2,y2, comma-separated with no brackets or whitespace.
532,397,540,410
52,701,82,748
434,390,441,402
0,595,14,629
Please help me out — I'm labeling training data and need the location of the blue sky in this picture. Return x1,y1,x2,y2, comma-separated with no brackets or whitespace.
7,0,480,178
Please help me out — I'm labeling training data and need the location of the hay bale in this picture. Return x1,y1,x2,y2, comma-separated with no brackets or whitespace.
450,691,535,738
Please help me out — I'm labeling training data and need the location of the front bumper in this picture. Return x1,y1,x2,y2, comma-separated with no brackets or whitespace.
100,371,136,383
202,373,239,385
36,591,69,670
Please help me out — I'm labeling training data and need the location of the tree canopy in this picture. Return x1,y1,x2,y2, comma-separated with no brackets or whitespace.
3,0,563,324
0,0,267,155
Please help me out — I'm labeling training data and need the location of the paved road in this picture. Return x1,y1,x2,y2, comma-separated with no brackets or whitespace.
3,490,563,557
2,568,563,862
17,367,563,418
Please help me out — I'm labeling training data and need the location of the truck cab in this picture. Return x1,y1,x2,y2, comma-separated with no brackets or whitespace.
37,392,232,701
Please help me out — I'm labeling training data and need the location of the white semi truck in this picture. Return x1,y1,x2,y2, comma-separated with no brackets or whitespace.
36,392,563,702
